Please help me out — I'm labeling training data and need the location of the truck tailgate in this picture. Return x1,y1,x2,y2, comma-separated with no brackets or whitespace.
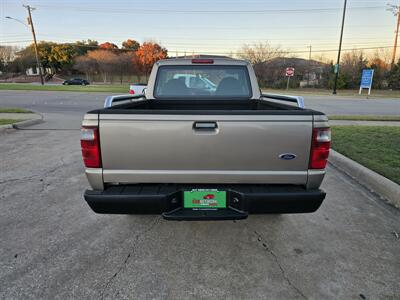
99,114,312,185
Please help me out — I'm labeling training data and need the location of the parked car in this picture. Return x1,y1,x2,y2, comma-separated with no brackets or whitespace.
81,58,330,220
63,78,89,86
173,74,217,92
129,83,147,94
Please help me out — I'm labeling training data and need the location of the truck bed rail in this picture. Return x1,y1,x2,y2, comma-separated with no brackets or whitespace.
260,93,305,109
104,94,146,108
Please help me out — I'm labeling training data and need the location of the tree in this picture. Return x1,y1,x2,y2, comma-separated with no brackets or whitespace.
99,42,118,50
237,42,285,65
114,52,137,83
85,49,119,82
339,50,368,88
368,58,389,89
24,41,54,72
8,46,36,74
5,40,99,75
328,72,349,89
0,46,18,73
74,39,98,56
122,39,140,51
48,44,77,73
388,59,400,89
74,55,97,80
135,42,168,77
367,50,390,89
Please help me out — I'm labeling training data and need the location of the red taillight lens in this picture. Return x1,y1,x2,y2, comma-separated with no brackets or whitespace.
80,126,102,168
309,127,331,169
129,89,135,94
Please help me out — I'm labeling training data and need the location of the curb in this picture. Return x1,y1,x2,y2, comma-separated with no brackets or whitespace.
0,113,44,133
329,149,400,209
0,124,14,133
12,116,44,129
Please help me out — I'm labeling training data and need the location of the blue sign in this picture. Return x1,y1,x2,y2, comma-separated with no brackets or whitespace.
360,69,374,89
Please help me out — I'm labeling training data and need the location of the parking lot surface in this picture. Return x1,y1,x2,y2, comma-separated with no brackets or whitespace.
0,90,399,299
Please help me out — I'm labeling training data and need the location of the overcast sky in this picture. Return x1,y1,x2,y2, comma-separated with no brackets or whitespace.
0,0,397,60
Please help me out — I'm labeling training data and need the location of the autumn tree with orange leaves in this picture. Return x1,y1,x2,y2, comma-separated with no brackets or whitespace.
99,42,119,50
122,39,140,51
74,40,167,82
135,42,168,78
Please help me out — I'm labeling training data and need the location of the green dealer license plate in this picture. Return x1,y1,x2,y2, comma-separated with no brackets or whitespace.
183,189,226,209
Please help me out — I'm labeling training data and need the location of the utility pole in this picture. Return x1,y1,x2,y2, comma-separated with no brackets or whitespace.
388,2,400,68
307,45,312,86
333,0,347,95
23,5,44,85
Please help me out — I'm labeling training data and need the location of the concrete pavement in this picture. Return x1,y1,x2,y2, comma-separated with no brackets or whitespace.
0,129,399,299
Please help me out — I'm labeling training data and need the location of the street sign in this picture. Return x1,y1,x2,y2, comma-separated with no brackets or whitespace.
285,67,295,90
334,64,339,74
286,67,295,77
359,69,374,95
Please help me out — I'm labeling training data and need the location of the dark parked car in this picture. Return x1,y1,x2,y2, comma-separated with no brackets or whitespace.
63,78,89,86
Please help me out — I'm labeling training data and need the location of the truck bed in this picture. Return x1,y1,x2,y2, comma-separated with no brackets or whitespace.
89,99,324,115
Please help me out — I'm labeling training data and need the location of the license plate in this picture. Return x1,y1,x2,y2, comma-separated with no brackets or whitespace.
183,189,226,209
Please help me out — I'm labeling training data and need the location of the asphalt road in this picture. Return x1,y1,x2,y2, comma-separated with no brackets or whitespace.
0,90,399,129
1,90,400,299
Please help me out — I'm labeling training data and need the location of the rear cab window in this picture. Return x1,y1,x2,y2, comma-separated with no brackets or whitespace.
154,65,252,99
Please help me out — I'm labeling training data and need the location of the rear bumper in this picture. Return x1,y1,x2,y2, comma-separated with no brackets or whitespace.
84,184,325,220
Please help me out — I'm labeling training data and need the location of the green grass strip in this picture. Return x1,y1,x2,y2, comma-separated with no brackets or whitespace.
0,119,21,125
0,108,33,113
329,115,400,121
332,126,400,184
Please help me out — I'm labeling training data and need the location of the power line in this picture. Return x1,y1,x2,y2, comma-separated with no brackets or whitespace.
33,4,385,14
1,24,394,34
2,34,393,42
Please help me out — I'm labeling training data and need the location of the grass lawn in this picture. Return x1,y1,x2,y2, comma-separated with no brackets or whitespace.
0,108,33,113
329,115,400,121
0,83,129,93
332,126,400,184
0,119,21,125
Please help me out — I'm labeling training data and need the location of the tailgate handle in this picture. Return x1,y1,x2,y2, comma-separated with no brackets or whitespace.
193,122,218,131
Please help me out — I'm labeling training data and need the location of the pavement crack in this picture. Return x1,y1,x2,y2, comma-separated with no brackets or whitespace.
1,159,79,192
0,174,40,185
99,216,161,300
254,230,308,300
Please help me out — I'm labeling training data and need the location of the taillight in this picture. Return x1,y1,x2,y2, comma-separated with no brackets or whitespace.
309,127,331,169
192,59,214,64
80,126,102,168
129,89,135,94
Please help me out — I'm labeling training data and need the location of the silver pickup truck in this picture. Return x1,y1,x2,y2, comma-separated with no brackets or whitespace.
81,58,331,220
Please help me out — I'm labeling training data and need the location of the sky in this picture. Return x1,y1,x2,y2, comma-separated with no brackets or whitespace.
0,0,398,61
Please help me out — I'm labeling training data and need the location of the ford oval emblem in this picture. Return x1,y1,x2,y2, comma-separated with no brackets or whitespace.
279,153,297,160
